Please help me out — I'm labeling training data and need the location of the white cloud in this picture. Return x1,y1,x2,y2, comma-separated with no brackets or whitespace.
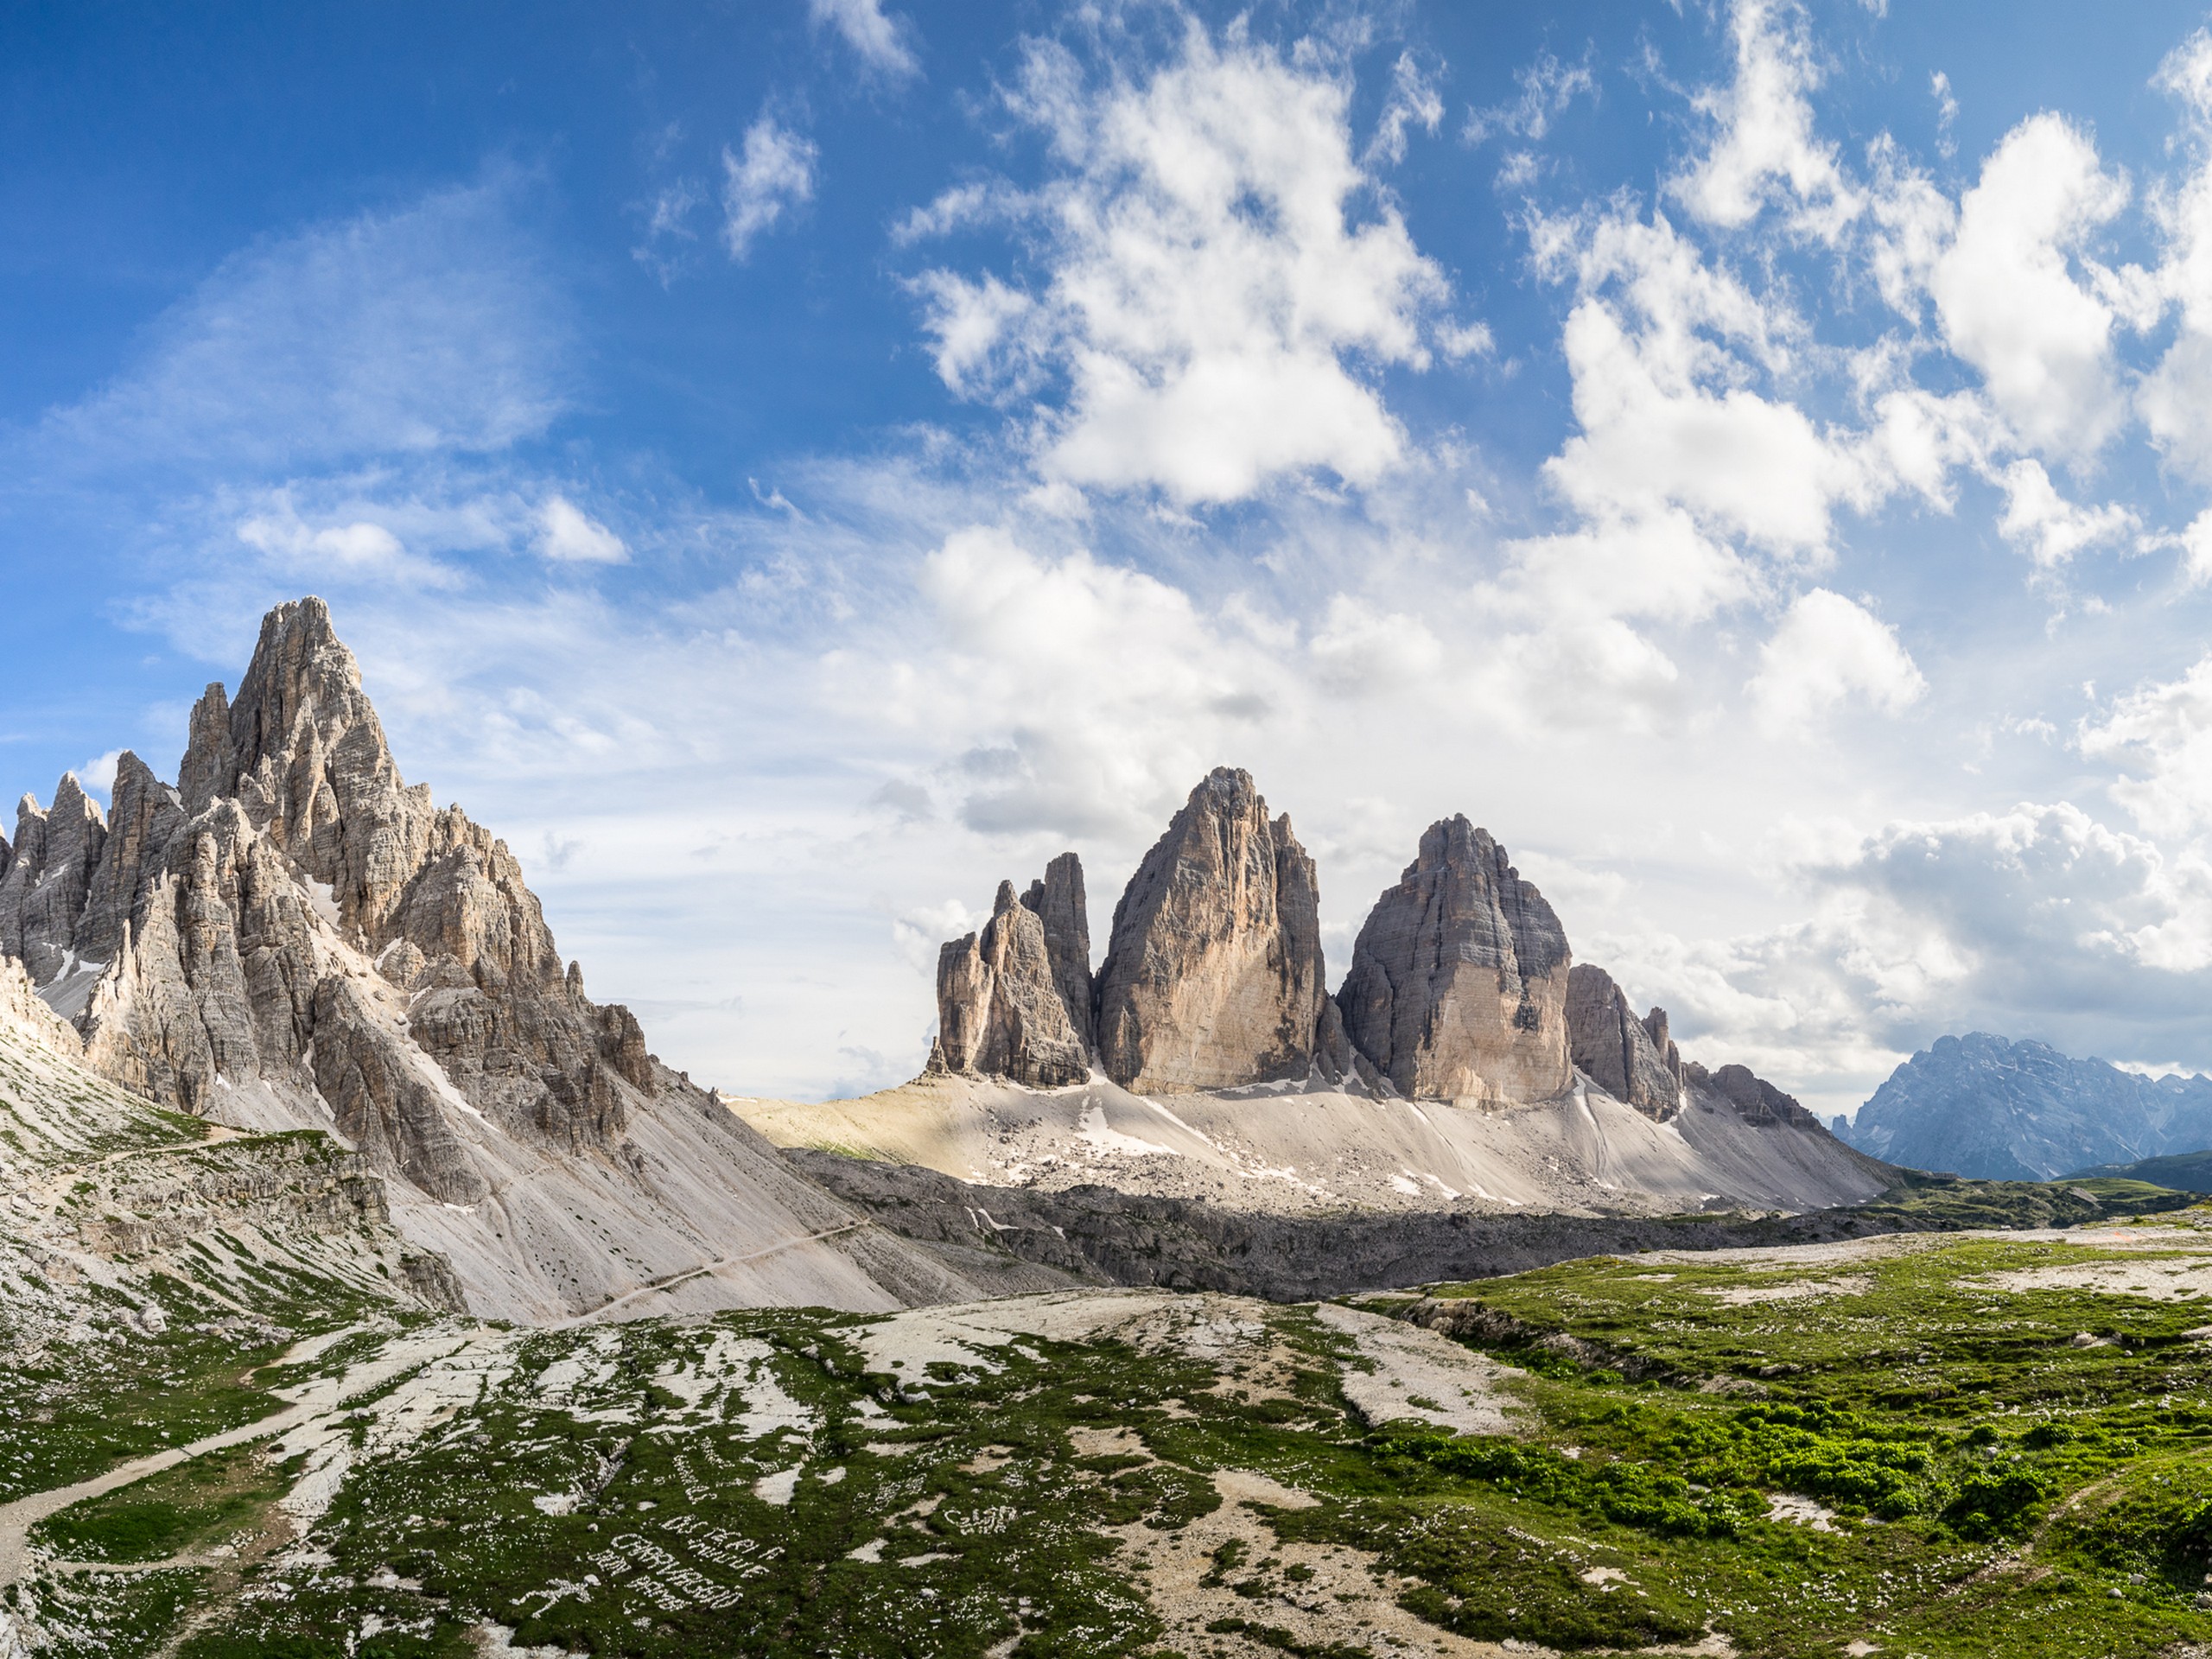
1930,113,2132,457
1930,70,1959,157
1365,52,1442,167
73,751,122,799
39,179,566,473
1746,588,1926,734
536,497,628,564
1673,0,1863,243
908,22,1461,505
721,114,817,259
2141,30,2212,479
1993,458,2138,569
1464,49,1595,144
808,0,918,80
235,505,464,589
2079,653,2212,839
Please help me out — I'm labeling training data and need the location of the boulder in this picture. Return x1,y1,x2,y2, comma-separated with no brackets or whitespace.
932,879,1089,1087
1093,767,1342,1095
1566,963,1684,1121
1338,815,1571,1104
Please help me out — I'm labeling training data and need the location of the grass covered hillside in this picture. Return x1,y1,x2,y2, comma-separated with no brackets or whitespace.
16,1211,2212,1655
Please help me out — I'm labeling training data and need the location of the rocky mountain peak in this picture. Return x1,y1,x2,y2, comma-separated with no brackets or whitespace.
0,773,109,988
1020,849,1093,1045
1092,766,1344,1095
1338,814,1572,1104
180,594,432,938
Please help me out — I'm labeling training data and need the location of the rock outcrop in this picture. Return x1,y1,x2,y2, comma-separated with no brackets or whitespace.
1566,963,1683,1121
1338,816,1571,1105
0,774,108,988
932,877,1090,1088
1688,1062,1824,1132
1092,768,1344,1095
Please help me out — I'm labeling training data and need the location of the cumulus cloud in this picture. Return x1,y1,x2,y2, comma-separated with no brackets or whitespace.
1674,0,1863,242
235,504,463,589
535,496,628,564
1929,114,2132,458
2141,30,2212,478
1993,459,2138,569
2079,654,2212,839
721,114,817,259
1746,588,1926,735
907,22,1463,505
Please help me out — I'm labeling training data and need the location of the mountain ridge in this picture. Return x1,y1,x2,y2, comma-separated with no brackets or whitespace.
1838,1030,2212,1179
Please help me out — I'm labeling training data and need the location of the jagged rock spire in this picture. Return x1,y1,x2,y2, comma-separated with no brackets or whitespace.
1021,851,1094,1049
1338,815,1571,1105
1566,963,1683,1122
1093,767,1344,1095
933,870,1090,1088
0,776,107,987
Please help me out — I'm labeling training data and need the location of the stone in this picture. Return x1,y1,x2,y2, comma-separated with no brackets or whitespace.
1020,851,1095,1050
933,880,1089,1087
1338,816,1571,1105
1093,767,1341,1095
1688,1061,1823,1131
1566,963,1684,1121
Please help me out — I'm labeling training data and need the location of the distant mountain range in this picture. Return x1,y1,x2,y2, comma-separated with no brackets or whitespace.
1835,1033,2212,1180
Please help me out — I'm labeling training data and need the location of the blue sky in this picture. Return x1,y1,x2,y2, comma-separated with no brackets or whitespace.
11,1,2212,1114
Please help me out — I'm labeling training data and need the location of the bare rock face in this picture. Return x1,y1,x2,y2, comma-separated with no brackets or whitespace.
1566,963,1684,1122
1688,1060,1824,1130
1021,851,1095,1049
1093,767,1342,1095
0,776,108,985
1338,816,1571,1105
933,879,1089,1088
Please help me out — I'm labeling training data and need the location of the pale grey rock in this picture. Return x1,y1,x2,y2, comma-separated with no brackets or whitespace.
0,953,82,1059
1021,851,1095,1050
0,777,107,984
1338,816,1571,1105
933,880,1089,1087
1686,1061,1824,1132
1566,963,1684,1122
1093,767,1340,1095
76,752,185,969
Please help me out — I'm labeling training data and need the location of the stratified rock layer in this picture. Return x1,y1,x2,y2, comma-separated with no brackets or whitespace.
933,878,1090,1088
1338,816,1571,1105
1093,768,1343,1095
1566,963,1683,1122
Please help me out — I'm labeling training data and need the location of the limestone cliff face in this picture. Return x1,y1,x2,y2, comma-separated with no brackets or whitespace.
1338,816,1571,1105
933,871,1090,1088
1093,767,1344,1095
1566,963,1684,1122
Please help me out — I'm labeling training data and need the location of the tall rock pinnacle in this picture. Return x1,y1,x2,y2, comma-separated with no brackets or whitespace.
932,876,1090,1088
1093,767,1343,1095
1338,815,1571,1104
1565,962,1683,1121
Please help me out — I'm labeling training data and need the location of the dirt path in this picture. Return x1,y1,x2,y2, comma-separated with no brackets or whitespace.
553,1222,872,1329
